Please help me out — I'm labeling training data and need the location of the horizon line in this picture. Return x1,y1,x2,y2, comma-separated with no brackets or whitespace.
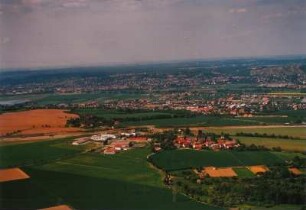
1,53,306,73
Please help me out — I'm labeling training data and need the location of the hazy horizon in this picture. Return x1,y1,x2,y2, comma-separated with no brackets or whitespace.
1,53,306,72
1,0,306,70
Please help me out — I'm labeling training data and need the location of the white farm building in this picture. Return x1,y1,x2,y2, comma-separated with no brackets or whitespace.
90,134,116,142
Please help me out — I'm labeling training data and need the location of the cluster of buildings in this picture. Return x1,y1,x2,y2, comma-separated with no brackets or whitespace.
174,136,240,151
101,93,306,117
72,132,149,155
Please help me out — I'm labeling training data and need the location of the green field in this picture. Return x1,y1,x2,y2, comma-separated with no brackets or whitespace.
236,137,306,152
73,108,184,120
149,150,305,171
0,140,222,210
122,116,263,127
0,91,146,106
233,167,255,178
240,204,306,210
272,151,306,160
35,92,145,105
0,138,86,168
121,114,306,127
205,126,306,139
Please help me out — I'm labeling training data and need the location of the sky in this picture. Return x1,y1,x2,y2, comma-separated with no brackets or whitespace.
0,0,305,69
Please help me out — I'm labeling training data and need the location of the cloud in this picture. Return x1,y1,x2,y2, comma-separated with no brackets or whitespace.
229,8,247,14
0,37,10,46
61,0,88,8
1,0,306,69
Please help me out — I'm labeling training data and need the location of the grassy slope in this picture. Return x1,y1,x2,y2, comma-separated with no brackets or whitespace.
0,140,221,210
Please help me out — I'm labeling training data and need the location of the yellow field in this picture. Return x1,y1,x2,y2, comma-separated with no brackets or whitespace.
237,136,306,152
248,165,269,174
203,126,306,139
0,168,30,182
201,167,237,177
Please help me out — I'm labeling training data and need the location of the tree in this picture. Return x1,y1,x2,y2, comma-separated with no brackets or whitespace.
184,127,192,136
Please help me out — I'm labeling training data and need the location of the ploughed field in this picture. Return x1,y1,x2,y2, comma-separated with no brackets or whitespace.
0,138,222,210
0,109,81,137
149,149,306,171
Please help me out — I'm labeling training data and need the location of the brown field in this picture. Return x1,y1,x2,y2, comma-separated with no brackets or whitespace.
248,165,269,174
0,109,81,137
288,167,303,175
0,168,30,182
40,205,72,210
202,167,237,177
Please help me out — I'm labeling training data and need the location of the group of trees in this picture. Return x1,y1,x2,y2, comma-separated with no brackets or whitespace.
66,109,195,128
172,166,305,208
150,130,177,150
236,132,299,139
66,115,114,128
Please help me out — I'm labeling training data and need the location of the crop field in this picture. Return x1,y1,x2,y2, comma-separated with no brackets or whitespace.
0,109,81,137
272,151,306,160
73,108,178,120
0,91,146,107
248,165,269,174
122,116,263,127
149,150,304,171
0,168,30,182
202,167,237,177
233,167,255,178
34,92,145,105
121,113,306,127
236,136,306,152
0,139,222,210
204,126,306,139
41,205,72,210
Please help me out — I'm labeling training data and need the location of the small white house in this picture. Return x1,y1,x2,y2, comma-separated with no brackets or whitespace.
90,134,116,141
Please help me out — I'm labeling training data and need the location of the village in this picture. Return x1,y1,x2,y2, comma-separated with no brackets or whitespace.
71,127,242,157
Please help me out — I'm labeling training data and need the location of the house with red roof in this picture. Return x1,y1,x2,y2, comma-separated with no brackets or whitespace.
128,136,148,142
103,147,116,155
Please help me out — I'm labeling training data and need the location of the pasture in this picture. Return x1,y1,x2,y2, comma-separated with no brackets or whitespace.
149,150,303,171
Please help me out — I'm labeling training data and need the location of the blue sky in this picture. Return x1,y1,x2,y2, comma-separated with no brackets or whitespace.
0,0,305,69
